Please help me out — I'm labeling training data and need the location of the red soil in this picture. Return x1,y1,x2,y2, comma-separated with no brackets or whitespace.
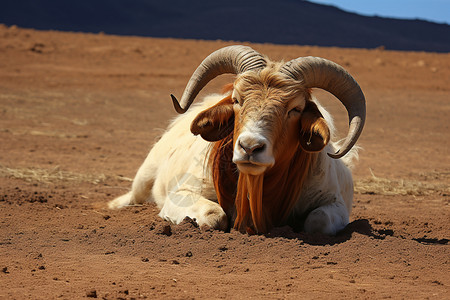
0,25,448,299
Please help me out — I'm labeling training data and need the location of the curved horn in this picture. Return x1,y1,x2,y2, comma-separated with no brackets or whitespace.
171,45,267,114
280,57,366,159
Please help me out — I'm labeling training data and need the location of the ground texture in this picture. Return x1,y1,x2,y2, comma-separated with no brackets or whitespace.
0,25,449,299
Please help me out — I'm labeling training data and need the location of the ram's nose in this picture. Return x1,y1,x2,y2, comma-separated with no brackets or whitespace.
238,139,266,155
233,133,275,175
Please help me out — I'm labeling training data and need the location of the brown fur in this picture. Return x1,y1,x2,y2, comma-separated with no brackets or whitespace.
205,97,321,233
299,101,330,152
191,96,235,142
210,131,316,233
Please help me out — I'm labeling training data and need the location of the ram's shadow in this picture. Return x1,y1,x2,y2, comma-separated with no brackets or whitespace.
265,219,391,246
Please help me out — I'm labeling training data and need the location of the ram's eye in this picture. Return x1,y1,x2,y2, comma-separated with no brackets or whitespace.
233,97,240,105
288,107,302,116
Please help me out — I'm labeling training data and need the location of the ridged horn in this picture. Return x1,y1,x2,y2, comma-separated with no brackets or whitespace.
280,57,366,159
171,45,267,114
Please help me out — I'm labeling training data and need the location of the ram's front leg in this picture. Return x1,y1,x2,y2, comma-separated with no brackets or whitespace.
303,198,350,235
158,191,228,231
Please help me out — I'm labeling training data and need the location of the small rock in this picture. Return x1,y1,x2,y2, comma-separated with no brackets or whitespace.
432,280,443,285
157,224,172,236
2,267,9,273
86,289,97,298
30,43,45,53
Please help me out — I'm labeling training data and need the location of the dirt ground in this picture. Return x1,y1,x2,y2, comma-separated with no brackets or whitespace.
0,25,449,299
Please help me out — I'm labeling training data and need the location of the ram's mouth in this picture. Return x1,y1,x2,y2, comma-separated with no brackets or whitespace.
235,161,270,175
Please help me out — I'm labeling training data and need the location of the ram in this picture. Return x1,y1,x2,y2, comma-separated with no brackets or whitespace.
109,45,366,235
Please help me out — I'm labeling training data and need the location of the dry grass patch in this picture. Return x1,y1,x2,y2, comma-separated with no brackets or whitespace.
1,165,448,197
355,170,450,196
0,165,132,185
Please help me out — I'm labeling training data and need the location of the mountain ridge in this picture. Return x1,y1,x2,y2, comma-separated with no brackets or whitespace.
2,0,449,52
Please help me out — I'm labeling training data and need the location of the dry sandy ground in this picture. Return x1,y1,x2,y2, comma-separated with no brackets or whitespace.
0,25,449,299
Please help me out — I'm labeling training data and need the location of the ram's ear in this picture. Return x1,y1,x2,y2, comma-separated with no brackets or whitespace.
299,101,330,152
191,96,235,142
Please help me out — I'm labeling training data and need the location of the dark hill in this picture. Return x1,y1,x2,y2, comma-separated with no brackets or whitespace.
2,0,449,52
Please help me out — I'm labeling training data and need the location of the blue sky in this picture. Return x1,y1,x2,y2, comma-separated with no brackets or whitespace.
308,0,450,24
